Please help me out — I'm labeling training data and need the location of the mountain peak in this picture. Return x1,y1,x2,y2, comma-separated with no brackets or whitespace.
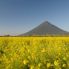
42,21,50,24
40,21,53,27
20,21,69,36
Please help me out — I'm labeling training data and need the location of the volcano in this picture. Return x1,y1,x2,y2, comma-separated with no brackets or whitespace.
20,21,69,36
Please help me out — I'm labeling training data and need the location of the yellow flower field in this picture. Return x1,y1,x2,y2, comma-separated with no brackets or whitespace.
0,37,69,69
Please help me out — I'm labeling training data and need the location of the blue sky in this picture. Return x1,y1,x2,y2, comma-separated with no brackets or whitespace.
0,0,69,35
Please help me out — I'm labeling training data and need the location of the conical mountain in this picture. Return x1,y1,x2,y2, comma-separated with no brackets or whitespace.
20,21,69,36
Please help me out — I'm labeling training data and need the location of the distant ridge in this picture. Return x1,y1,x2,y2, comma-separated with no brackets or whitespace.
20,21,69,36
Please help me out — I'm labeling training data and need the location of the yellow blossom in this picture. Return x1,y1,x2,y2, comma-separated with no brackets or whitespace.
47,62,51,68
62,64,66,67
54,60,59,66
23,59,28,65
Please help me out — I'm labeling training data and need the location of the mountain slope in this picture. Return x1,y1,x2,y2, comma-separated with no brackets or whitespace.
20,21,69,36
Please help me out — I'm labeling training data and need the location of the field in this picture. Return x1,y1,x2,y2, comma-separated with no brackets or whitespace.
0,37,69,69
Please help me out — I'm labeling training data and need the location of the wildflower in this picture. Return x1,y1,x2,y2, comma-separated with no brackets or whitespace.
63,57,67,60
38,63,42,67
62,64,66,67
54,60,59,66
41,48,46,53
23,59,28,65
47,62,51,68
30,65,34,69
